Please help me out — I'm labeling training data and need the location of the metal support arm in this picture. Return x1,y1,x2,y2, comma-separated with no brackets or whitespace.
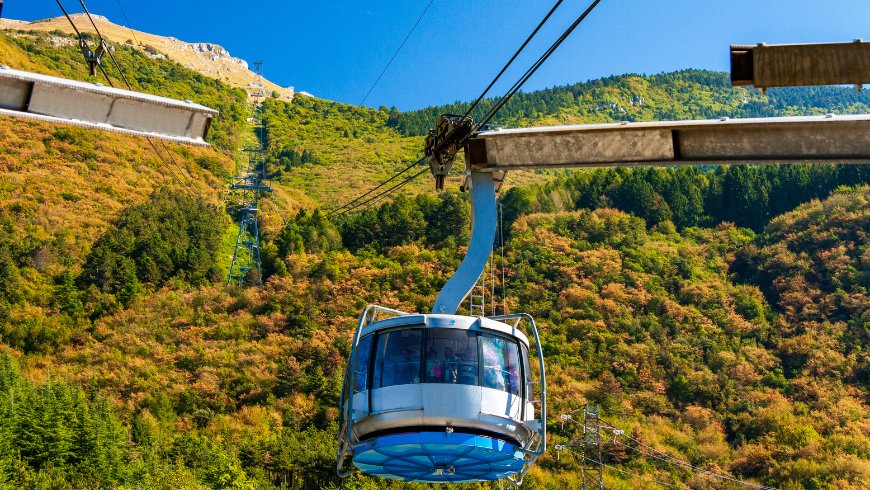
0,67,216,146
432,171,497,315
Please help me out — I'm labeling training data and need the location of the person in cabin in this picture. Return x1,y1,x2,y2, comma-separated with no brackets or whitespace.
458,346,478,385
396,347,418,384
426,347,440,382
441,346,459,383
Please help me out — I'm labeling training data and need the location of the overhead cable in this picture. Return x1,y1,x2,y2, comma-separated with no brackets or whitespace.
69,0,206,201
337,166,430,217
113,0,140,46
358,0,435,108
561,448,692,490
78,0,132,89
477,0,603,129
561,416,780,490
160,140,200,192
462,0,565,118
326,157,424,217
332,0,567,216
429,0,568,167
601,424,780,490
147,139,196,198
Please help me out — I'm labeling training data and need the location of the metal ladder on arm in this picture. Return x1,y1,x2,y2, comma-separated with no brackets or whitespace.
469,264,486,317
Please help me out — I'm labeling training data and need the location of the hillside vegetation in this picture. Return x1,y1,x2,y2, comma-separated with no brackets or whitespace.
392,70,870,135
8,187,870,489
5,22,870,490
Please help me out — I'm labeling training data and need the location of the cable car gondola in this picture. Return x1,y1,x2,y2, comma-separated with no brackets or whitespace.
337,167,547,485
337,307,546,484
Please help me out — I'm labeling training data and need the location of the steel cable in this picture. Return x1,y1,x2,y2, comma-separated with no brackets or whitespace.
476,0,603,129
462,0,565,119
337,167,430,216
56,0,198,199
329,0,570,221
326,156,424,218
359,0,435,108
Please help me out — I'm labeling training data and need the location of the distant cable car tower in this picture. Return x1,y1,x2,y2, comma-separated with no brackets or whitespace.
226,104,272,286
251,61,266,100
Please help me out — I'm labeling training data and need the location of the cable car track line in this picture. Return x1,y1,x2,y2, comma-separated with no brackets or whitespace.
56,0,200,199
113,0,140,47
359,0,436,108
462,0,565,119
335,0,564,223
326,156,424,217
334,166,429,217
476,0,603,129
335,0,569,216
78,0,132,90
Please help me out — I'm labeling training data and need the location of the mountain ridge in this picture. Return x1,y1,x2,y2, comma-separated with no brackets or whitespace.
1,13,295,101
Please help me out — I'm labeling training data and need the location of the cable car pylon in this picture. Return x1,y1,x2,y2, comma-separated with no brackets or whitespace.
226,101,271,287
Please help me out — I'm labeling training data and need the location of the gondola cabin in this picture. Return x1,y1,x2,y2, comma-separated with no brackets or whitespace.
337,307,546,484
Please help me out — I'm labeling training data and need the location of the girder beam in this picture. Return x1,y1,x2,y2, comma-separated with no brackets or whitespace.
464,114,870,171
731,40,870,90
0,67,217,146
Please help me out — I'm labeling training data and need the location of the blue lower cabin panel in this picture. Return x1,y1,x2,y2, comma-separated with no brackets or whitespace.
353,432,525,483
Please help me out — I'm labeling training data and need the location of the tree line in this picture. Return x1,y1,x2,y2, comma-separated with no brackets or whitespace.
385,70,870,137
500,163,870,234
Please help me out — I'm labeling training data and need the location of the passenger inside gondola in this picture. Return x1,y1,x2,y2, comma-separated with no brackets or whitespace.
364,327,521,392
425,347,439,382
442,346,459,383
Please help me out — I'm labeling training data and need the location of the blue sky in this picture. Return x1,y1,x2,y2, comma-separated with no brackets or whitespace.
11,1,870,110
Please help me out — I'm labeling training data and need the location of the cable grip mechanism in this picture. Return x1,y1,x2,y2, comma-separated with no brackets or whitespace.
424,114,474,190
79,38,107,76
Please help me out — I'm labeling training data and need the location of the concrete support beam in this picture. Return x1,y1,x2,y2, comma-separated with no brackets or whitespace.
464,114,870,171
731,40,870,90
0,66,217,146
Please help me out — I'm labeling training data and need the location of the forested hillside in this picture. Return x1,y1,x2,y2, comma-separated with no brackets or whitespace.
5,22,870,490
258,68,870,207
390,70,870,136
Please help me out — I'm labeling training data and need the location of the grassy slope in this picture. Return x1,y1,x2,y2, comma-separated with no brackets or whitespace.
259,96,558,208
1,15,293,99
0,31,247,300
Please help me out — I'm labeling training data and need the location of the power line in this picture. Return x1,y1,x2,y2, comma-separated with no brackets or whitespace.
358,0,435,108
601,425,780,490
561,449,692,490
562,415,780,490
